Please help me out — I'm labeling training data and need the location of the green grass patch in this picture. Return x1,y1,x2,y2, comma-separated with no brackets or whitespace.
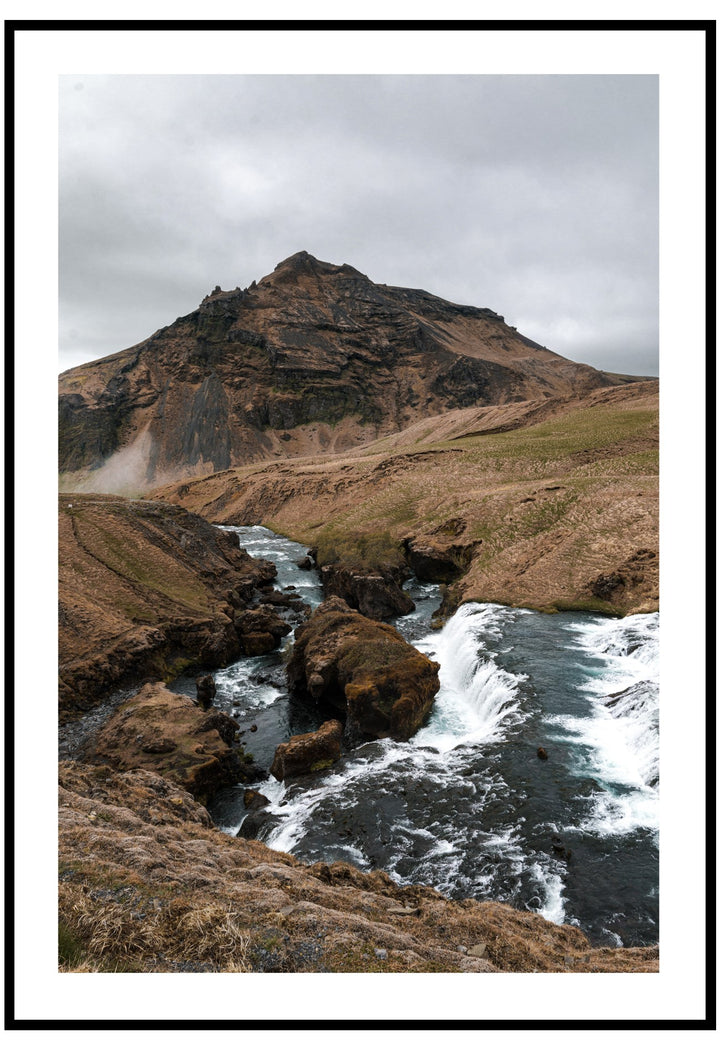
313,525,406,571
441,405,658,471
59,920,86,968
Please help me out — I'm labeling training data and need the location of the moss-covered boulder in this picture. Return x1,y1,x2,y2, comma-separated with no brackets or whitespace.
88,682,245,804
287,597,440,742
269,719,343,781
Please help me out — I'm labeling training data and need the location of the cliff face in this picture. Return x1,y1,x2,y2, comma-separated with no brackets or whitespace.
59,251,625,492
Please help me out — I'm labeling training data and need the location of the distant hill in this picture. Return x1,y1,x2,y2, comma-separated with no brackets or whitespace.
154,380,659,619
59,250,642,493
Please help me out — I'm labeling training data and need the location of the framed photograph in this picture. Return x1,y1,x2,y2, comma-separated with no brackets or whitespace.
6,15,714,1030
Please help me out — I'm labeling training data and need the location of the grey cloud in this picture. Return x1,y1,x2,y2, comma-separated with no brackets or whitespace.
59,74,658,375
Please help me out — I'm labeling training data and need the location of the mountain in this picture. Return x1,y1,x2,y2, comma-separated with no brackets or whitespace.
58,251,638,493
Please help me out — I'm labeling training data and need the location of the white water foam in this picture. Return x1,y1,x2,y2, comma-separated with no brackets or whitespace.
257,604,550,912
214,658,283,711
413,603,527,752
210,524,324,717
527,863,567,926
551,612,659,836
261,740,408,854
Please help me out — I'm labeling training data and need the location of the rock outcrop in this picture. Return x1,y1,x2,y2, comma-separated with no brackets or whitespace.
287,597,440,741
58,494,289,719
87,682,249,804
195,674,216,708
234,605,292,655
404,530,478,582
269,719,343,780
320,563,414,620
58,251,630,493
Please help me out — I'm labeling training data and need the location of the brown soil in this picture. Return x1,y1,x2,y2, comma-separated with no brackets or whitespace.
58,761,659,973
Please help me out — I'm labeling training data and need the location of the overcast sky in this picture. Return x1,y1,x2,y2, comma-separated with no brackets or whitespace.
59,74,658,376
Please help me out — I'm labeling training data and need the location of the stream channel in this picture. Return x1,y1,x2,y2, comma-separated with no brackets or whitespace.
168,525,660,948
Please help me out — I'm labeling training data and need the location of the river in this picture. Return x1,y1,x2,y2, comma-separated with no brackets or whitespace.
171,524,659,948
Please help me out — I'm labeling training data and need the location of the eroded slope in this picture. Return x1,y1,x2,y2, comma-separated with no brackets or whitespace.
58,494,281,718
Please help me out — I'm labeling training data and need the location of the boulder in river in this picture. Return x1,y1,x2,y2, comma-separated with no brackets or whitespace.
234,605,292,655
244,789,270,811
287,597,440,742
270,719,343,781
195,674,216,709
320,563,415,621
236,808,283,840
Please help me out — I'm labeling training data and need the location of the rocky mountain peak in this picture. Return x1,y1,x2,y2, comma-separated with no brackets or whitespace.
59,253,636,492
275,249,321,271
261,250,367,287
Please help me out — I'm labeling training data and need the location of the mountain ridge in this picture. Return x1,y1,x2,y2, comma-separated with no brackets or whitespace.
59,251,642,493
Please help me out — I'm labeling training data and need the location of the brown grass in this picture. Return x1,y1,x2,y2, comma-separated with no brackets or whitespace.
58,762,659,974
155,384,659,616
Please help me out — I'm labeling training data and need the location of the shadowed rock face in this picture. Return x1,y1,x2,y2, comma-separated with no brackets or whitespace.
404,532,479,582
287,597,440,742
59,251,624,491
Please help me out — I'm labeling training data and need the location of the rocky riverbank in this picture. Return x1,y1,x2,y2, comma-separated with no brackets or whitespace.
84,682,263,806
58,494,295,720
58,760,659,973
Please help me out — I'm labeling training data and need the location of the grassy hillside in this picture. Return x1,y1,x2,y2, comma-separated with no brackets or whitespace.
155,383,659,616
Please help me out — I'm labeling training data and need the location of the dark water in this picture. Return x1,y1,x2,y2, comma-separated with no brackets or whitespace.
174,525,659,948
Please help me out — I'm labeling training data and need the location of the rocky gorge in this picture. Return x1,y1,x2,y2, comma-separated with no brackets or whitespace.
58,510,659,974
57,254,660,975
